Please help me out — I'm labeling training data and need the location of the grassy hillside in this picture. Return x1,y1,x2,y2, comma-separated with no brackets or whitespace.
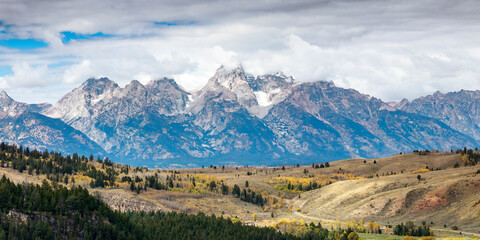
0,143,479,238
297,153,480,232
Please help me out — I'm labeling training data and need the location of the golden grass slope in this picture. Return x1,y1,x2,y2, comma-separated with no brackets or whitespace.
298,153,480,232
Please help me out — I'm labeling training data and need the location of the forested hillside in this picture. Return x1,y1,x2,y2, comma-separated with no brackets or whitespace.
0,175,324,240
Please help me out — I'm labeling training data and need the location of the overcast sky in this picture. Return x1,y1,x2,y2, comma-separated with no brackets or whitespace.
0,0,479,103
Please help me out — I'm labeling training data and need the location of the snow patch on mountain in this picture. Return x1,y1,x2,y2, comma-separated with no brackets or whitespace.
186,94,195,108
254,91,271,107
91,93,107,106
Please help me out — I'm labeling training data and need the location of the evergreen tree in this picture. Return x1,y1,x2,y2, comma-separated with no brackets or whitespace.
232,184,241,197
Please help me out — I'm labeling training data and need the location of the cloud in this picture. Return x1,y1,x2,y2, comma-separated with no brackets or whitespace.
0,62,49,88
0,0,480,103
63,60,93,84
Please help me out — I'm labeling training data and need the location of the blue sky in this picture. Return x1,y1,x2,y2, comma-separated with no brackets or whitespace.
0,31,113,51
0,0,480,104
60,31,114,44
0,39,49,49
0,66,12,76
0,21,49,50
154,21,196,27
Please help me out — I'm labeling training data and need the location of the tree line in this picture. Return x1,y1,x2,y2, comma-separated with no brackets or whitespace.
458,148,480,166
0,142,125,189
231,184,266,206
393,221,432,237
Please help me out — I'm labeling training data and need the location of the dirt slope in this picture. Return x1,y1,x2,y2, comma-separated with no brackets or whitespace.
299,154,480,232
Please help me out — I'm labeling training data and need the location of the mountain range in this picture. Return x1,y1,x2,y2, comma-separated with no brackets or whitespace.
1,66,479,168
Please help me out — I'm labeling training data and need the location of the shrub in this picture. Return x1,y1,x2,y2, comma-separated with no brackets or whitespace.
420,237,436,240
348,232,359,240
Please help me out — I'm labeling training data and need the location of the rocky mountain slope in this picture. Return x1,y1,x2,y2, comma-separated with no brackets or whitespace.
0,91,105,156
44,77,203,163
1,66,479,167
263,81,476,160
399,90,480,141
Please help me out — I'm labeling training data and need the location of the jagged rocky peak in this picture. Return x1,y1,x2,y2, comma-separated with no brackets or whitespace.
45,77,120,120
213,65,249,79
70,77,120,104
198,66,298,118
419,89,480,101
48,76,193,121
392,98,410,109
450,89,480,99
0,90,51,115
209,65,255,88
146,77,188,97
400,88,480,141
207,65,294,94
0,90,32,117
123,80,146,95
0,90,14,106
248,72,295,108
285,80,387,122
82,77,117,87
295,80,373,101
288,80,337,98
146,78,189,96
146,78,190,112
205,65,258,107
147,77,178,89
251,72,294,92
81,77,119,94
79,77,121,106
316,80,336,89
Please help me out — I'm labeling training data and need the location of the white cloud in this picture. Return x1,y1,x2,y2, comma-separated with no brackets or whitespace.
0,0,480,103
0,62,49,88
63,60,93,84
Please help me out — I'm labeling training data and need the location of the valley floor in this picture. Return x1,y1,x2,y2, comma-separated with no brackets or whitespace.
1,150,479,238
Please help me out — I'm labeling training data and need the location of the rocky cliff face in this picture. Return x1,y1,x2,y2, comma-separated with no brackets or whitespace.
44,77,197,163
262,81,477,160
399,90,480,141
2,66,478,167
189,67,285,163
0,91,105,156
0,90,38,118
